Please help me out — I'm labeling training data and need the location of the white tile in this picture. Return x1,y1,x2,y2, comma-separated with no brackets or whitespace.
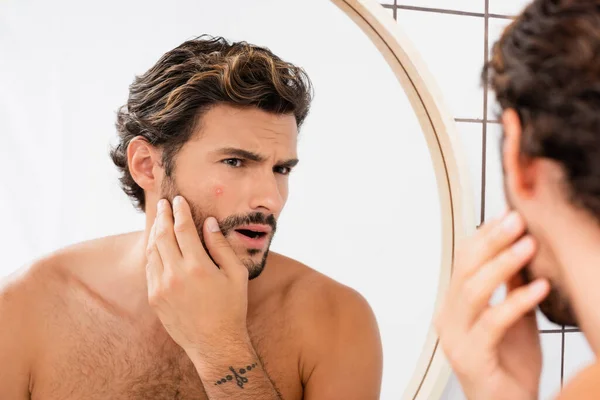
379,0,394,4
455,122,483,226
540,333,563,400
396,10,485,119
489,283,507,307
486,18,514,120
397,0,484,13
440,334,562,399
483,123,506,221
487,18,514,58
489,0,531,16
563,332,595,385
537,310,563,332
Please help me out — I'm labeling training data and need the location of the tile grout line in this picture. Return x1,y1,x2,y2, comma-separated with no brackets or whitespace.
561,326,566,388
394,0,515,19
393,4,512,19
393,0,397,20
480,0,490,225
489,13,514,19
539,328,581,335
540,328,581,334
455,118,501,124
395,4,483,17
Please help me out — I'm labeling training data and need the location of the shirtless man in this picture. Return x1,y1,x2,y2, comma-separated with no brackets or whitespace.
435,1,600,399
0,36,383,399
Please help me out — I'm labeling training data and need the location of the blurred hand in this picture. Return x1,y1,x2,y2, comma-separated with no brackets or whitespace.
435,212,550,400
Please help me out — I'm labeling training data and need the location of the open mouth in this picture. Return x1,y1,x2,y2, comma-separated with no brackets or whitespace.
235,229,267,239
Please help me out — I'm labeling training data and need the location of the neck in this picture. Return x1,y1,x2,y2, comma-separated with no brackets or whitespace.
121,228,155,317
547,208,600,355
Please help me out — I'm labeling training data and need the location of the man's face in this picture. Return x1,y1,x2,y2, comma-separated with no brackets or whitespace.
502,139,578,327
519,256,577,327
160,104,298,280
503,204,578,327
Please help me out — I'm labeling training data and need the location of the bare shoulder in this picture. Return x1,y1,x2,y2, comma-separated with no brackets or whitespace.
0,233,137,397
1,249,74,322
2,232,128,290
1,256,58,318
269,253,380,342
0,255,62,393
269,253,383,393
558,362,600,399
1,230,143,316
270,252,375,321
270,252,380,338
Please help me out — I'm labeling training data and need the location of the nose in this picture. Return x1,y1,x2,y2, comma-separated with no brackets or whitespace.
248,171,284,215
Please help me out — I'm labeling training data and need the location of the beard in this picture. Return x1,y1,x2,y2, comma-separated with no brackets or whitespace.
519,265,578,327
161,177,276,280
503,179,578,327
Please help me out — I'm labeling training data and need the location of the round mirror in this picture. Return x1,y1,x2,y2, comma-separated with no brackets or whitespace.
0,0,474,398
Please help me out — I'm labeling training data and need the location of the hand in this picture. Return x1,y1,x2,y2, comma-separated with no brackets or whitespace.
435,212,550,400
145,196,251,356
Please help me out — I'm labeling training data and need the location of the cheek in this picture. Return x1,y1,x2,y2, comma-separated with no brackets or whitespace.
281,189,289,205
280,184,290,208
529,245,555,279
278,178,289,198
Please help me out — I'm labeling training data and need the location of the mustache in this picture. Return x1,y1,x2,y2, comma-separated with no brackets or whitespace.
218,212,277,235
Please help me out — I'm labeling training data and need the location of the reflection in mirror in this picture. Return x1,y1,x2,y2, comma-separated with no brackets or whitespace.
0,0,443,398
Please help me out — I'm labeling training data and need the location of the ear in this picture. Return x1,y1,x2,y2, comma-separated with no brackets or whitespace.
127,136,162,192
502,109,537,202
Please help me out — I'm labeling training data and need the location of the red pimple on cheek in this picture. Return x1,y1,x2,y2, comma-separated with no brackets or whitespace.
215,187,224,196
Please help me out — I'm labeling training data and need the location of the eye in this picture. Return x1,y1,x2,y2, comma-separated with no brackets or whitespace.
275,166,292,175
222,158,243,168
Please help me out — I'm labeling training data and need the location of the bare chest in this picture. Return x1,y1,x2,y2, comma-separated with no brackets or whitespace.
31,297,302,400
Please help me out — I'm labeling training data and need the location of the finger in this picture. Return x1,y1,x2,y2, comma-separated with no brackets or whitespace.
454,211,527,280
145,220,163,297
203,216,246,277
506,269,538,319
172,196,206,261
472,279,549,350
454,215,502,271
459,235,536,325
154,199,183,271
507,267,527,292
476,213,504,235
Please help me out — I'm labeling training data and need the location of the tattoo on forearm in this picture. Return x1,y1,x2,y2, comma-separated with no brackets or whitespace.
214,363,258,388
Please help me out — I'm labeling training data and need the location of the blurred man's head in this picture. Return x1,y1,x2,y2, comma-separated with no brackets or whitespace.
110,36,313,279
486,0,600,327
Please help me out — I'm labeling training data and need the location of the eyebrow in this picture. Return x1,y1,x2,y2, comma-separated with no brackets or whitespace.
278,158,299,168
216,147,299,168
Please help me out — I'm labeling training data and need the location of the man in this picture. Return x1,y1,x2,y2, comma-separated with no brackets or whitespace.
0,36,383,399
435,0,600,399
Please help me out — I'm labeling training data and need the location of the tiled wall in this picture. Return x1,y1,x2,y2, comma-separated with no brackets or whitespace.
378,1,595,398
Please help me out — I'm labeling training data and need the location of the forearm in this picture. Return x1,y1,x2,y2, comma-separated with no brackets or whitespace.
188,334,282,400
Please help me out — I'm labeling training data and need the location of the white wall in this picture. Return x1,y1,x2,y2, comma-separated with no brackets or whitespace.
381,0,595,398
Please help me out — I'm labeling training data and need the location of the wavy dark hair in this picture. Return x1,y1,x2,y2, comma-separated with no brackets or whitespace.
110,35,313,211
485,0,600,218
